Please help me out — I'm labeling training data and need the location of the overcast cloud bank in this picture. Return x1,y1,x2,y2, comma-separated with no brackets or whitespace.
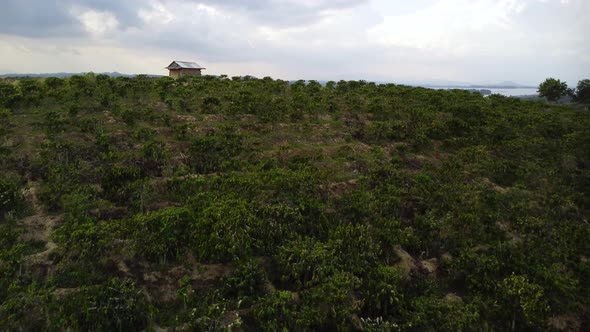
0,0,588,84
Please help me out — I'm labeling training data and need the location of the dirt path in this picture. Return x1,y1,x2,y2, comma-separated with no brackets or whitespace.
19,182,60,267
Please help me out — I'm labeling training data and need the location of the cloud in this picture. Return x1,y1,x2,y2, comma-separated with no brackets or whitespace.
189,0,370,27
0,0,82,37
71,7,120,36
368,0,529,52
0,0,587,84
0,0,369,38
0,0,146,38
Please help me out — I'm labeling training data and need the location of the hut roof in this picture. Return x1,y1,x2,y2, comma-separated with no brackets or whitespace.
165,61,205,70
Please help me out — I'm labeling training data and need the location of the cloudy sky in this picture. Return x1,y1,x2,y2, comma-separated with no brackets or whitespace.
0,0,588,85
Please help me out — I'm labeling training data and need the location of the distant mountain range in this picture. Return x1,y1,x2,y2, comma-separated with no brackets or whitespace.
0,72,536,89
0,72,163,78
417,81,536,89
288,79,536,89
386,80,536,89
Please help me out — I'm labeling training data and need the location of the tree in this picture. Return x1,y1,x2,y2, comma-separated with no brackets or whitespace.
574,79,590,105
538,78,569,102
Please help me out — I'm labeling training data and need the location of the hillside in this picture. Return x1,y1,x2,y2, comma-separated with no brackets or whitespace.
0,74,589,331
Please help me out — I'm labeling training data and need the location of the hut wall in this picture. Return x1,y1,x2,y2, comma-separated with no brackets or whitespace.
179,68,202,77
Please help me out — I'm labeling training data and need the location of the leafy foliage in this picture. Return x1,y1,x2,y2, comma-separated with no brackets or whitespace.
131,207,192,262
574,79,590,104
538,77,570,102
0,173,27,220
53,279,151,331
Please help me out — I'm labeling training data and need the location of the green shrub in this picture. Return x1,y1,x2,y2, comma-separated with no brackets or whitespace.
359,317,401,332
188,127,244,173
0,284,51,330
0,81,20,107
132,127,156,141
276,238,335,289
298,271,361,330
0,108,11,135
101,165,144,204
131,207,193,262
185,289,242,331
192,197,258,262
251,291,299,331
0,174,26,220
498,273,550,330
53,279,151,331
361,265,407,319
328,223,380,274
408,296,481,331
0,222,27,302
120,109,138,126
222,258,267,305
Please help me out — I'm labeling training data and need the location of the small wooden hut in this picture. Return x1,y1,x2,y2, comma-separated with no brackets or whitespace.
165,61,205,78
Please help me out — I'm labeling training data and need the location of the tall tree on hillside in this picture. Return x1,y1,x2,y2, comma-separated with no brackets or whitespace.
574,79,590,105
538,78,569,102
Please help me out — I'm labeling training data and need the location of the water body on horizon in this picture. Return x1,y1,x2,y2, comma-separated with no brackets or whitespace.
434,87,538,97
